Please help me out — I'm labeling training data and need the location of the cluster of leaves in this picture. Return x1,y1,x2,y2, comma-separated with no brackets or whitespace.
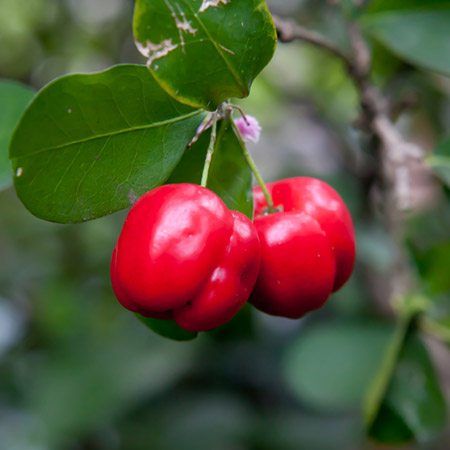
3,0,276,339
6,0,276,223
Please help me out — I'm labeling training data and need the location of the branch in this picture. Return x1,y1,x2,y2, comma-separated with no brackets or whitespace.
272,16,354,71
274,14,426,301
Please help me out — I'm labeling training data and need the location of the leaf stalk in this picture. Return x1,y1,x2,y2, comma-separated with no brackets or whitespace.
200,113,218,187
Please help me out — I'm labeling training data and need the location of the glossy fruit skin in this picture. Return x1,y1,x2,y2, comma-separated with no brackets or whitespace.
110,183,261,332
251,212,336,319
251,177,356,318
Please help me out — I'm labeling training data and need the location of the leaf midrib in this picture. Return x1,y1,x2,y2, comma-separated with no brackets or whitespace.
11,110,203,158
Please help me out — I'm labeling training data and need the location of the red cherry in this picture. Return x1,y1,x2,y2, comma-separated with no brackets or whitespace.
111,184,261,332
253,177,355,292
250,212,336,319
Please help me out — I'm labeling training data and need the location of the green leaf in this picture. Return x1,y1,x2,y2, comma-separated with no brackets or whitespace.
369,332,447,444
367,0,450,14
364,312,411,429
208,119,253,218
416,241,450,295
166,125,211,185
167,118,253,217
136,314,198,341
9,64,205,223
427,137,450,187
369,403,414,444
133,0,277,110
361,2,450,76
0,80,34,191
282,321,392,410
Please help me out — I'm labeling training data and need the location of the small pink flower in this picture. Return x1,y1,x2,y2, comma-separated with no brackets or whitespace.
235,115,261,143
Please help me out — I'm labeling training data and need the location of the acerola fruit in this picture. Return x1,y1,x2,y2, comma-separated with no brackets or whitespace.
251,177,356,318
111,183,261,332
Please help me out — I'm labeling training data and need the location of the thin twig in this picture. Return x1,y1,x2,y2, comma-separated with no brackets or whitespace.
272,15,354,71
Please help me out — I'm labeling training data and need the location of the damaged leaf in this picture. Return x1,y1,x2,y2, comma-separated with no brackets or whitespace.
133,0,277,110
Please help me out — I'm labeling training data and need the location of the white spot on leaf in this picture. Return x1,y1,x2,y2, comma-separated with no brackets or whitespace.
135,38,178,67
199,0,229,13
176,15,197,35
67,108,72,114
16,167,23,177
165,0,197,52
127,189,138,205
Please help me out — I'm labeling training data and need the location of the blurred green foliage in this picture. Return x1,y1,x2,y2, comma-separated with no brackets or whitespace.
0,80,34,190
0,0,449,449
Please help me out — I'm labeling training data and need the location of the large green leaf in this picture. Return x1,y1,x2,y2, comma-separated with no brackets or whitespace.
167,118,253,217
282,321,392,410
427,137,450,187
369,333,447,444
361,1,450,76
0,80,34,191
9,64,205,224
133,0,277,110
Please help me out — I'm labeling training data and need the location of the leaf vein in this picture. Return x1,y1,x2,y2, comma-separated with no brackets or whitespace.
17,110,202,157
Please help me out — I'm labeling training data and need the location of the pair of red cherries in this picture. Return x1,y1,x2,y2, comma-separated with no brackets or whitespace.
110,177,356,332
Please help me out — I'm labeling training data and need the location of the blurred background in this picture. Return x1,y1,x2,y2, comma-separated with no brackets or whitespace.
1,0,449,449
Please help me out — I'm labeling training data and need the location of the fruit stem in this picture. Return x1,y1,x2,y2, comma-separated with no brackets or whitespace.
231,119,275,213
228,104,249,125
200,113,218,188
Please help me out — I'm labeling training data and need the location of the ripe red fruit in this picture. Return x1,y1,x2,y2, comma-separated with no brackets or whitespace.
251,177,356,318
111,183,261,332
